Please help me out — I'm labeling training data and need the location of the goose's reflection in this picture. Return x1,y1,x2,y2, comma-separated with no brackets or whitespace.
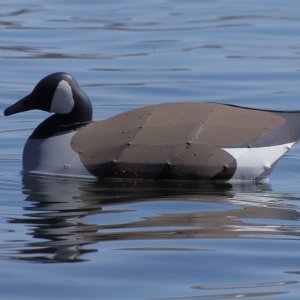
8,175,300,263
11,175,102,262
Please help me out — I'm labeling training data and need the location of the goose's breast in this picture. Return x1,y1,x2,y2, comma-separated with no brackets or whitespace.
22,131,95,178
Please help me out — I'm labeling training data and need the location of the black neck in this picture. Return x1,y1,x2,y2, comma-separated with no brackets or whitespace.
30,115,92,139
30,92,93,139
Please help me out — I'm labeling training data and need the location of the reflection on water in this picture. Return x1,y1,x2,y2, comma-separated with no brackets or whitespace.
2,0,300,298
6,175,300,263
159,285,292,300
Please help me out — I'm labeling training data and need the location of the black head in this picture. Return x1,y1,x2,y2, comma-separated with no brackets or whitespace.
4,72,93,138
4,72,92,116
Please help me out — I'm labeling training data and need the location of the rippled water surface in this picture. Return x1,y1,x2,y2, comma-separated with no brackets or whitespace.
1,0,300,299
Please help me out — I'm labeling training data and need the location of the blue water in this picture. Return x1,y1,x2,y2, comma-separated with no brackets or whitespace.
1,0,300,299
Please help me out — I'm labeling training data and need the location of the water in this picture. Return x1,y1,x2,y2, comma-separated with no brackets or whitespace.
1,0,300,299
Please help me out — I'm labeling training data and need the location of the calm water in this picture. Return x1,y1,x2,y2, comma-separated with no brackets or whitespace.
1,0,300,299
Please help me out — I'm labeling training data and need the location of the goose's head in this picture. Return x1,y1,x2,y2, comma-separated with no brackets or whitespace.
4,72,93,137
4,72,92,117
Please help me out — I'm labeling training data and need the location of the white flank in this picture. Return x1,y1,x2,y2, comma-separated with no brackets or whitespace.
22,132,95,179
50,80,74,114
222,142,295,180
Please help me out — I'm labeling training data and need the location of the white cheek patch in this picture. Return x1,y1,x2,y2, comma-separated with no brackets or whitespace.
50,80,74,114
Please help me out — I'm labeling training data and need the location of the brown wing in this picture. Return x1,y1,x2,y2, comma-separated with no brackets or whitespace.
71,103,285,179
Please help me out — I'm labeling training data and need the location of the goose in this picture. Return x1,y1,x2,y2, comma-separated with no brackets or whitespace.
4,72,300,181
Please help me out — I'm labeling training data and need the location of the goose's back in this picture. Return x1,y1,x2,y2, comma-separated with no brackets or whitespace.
71,102,287,179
